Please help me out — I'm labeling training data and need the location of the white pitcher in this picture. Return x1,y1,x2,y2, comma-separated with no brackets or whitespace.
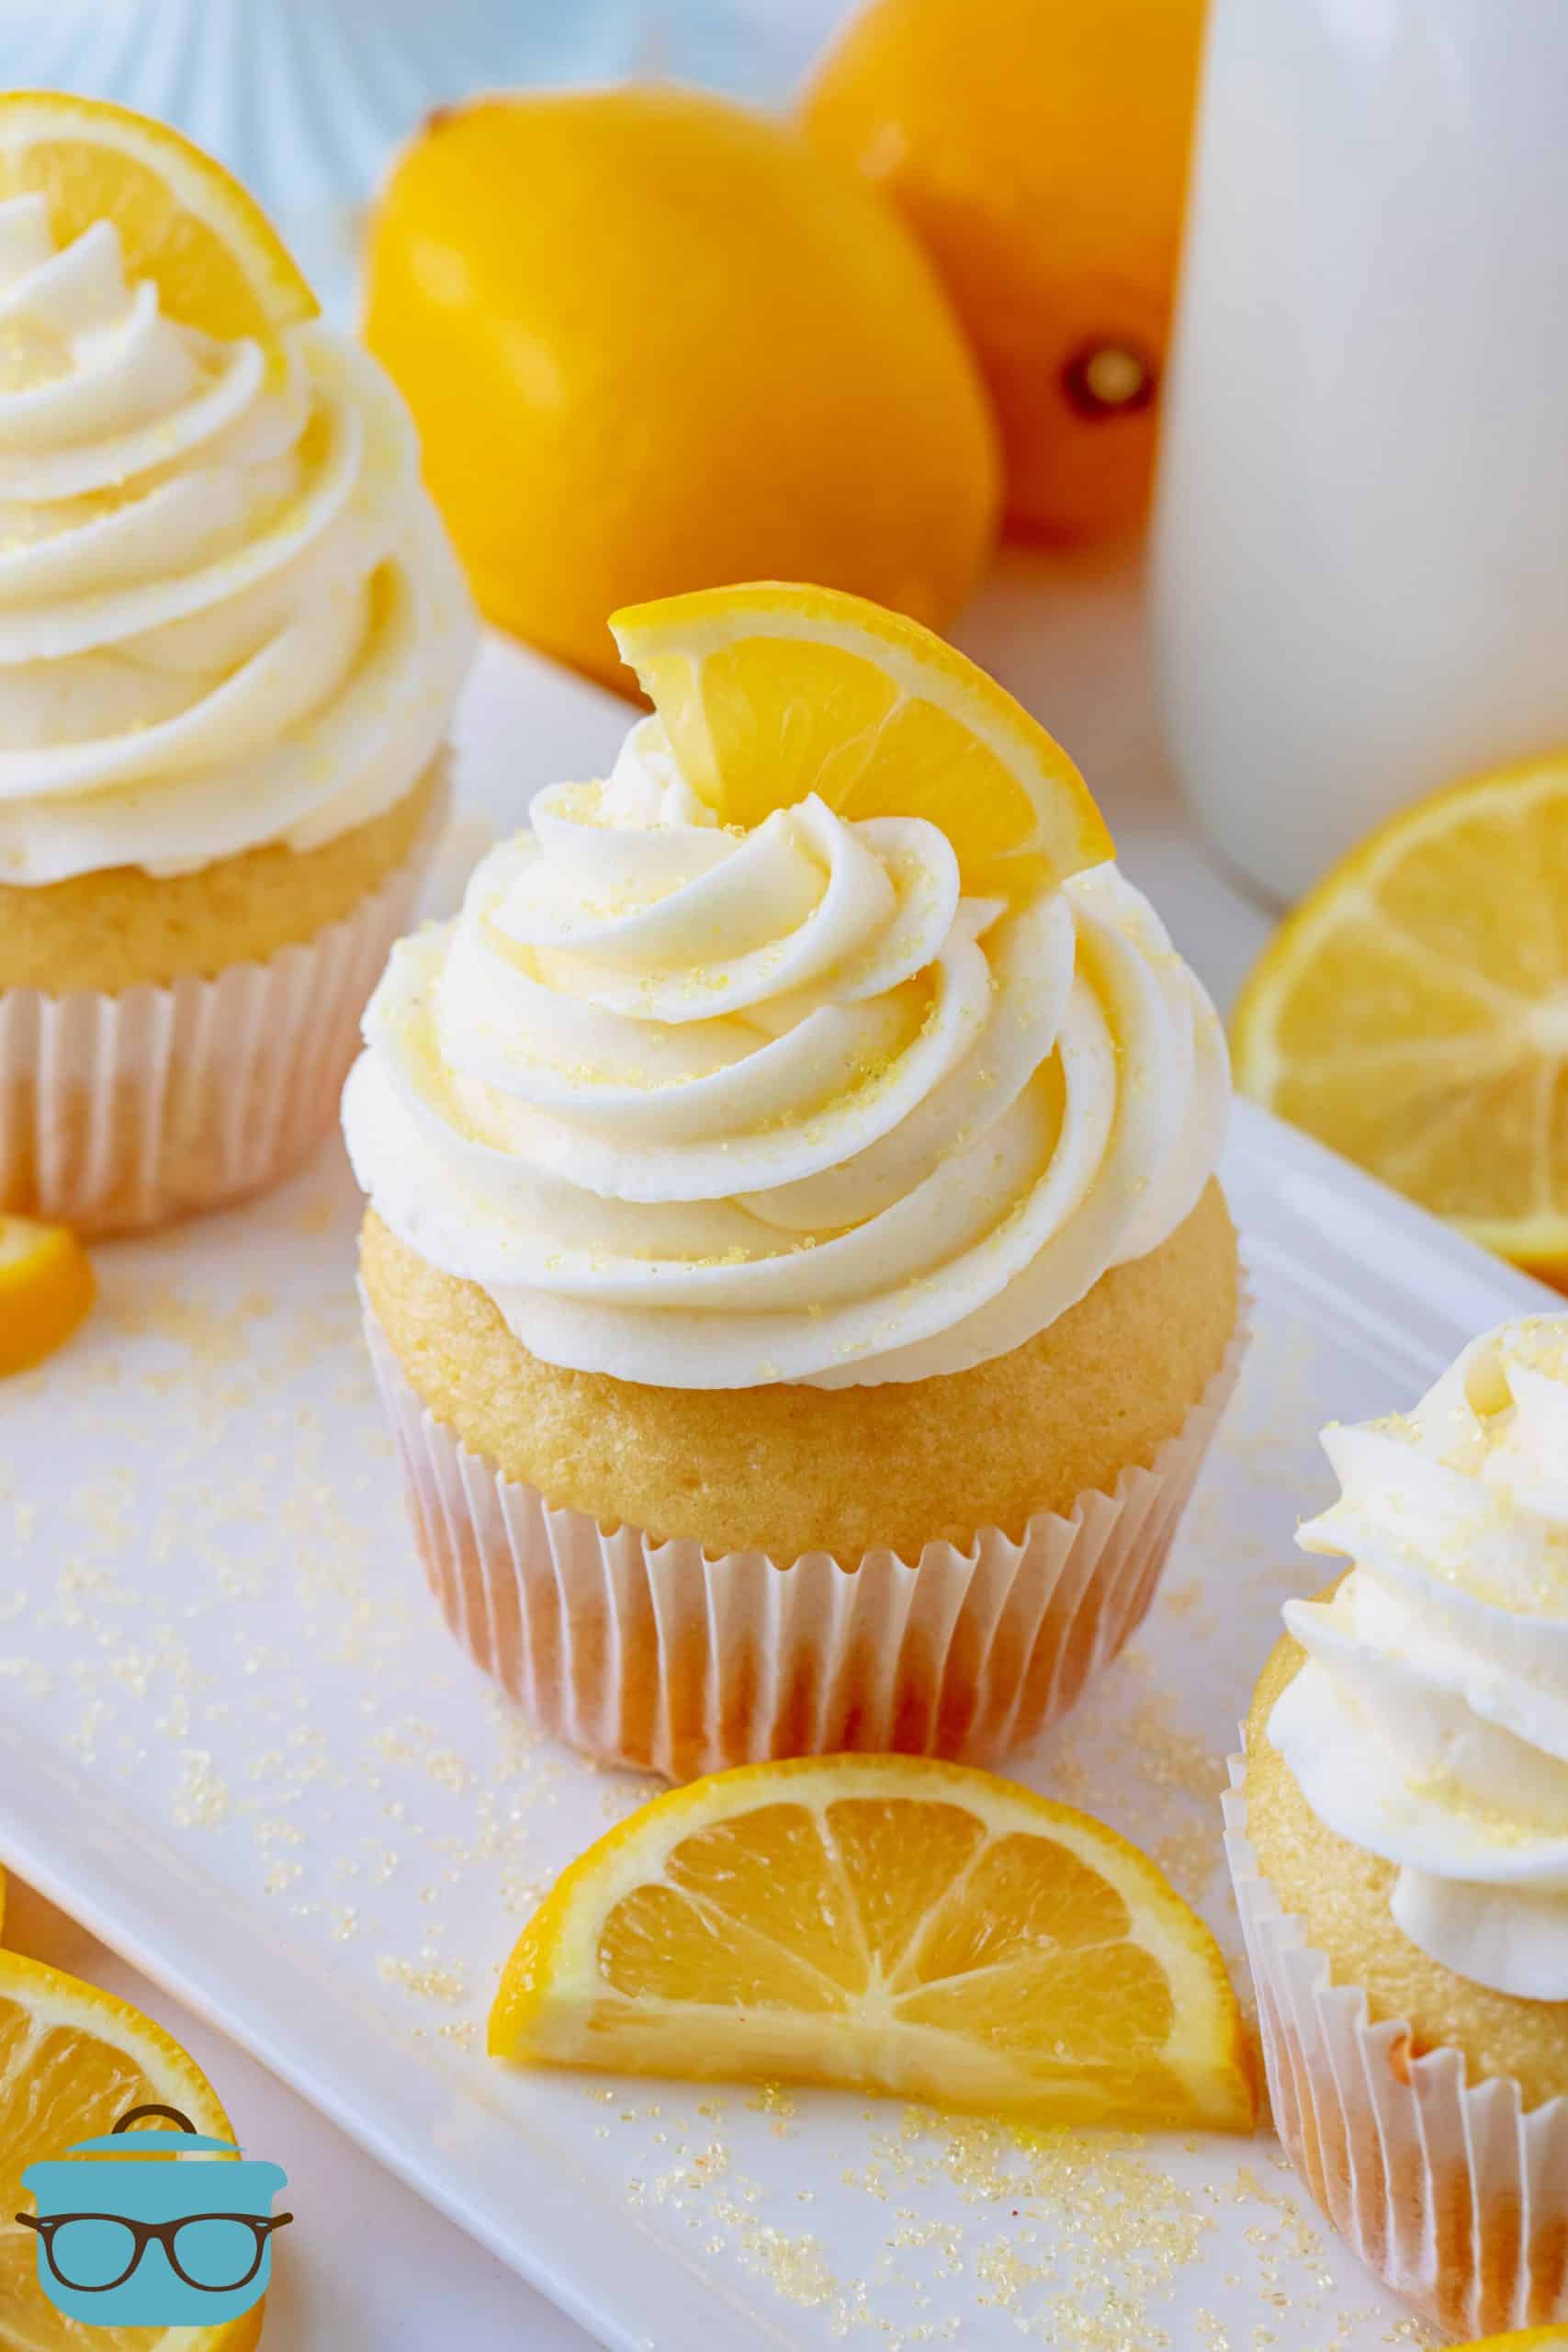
1153,0,1568,905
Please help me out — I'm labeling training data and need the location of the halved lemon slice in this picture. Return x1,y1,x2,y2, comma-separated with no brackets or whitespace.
0,92,316,345
0,1214,95,1376
489,1754,1255,2131
1,1949,266,2351
1233,753,1568,1279
610,582,1113,901
1448,2335,1568,2350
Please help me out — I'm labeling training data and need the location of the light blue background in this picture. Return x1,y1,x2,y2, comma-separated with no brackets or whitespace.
2,0,853,314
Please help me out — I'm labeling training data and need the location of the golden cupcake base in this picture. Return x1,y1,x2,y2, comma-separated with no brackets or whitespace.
1225,1761,1568,2337
0,777,446,1236
364,1295,1247,1781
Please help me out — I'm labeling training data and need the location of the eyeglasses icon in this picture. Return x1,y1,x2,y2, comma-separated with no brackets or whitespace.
18,2209,292,2296
18,2102,291,2326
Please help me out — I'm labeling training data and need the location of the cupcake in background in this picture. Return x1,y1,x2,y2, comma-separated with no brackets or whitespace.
346,581,1242,1779
1227,1315,1568,2338
0,99,474,1235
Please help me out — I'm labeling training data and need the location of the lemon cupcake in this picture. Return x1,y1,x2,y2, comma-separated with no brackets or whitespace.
347,583,1242,1777
1226,1315,1568,2338
0,100,474,1234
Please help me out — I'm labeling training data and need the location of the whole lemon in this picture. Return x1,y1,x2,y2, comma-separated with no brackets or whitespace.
805,0,1207,544
364,86,998,696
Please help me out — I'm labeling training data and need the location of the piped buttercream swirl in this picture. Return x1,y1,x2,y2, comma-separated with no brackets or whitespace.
1270,1313,1568,1998
343,713,1228,1389
0,192,473,883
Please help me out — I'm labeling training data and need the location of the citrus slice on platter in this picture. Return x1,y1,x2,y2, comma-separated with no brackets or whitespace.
1448,2335,1568,2350
489,1754,1255,2131
0,92,316,346
0,1950,265,2351
0,1215,95,1376
1232,754,1568,1278
610,582,1113,902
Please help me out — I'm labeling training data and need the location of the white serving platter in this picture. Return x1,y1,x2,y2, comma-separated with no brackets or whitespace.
0,629,1551,2351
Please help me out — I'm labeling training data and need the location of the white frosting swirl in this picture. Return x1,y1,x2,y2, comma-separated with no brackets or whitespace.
344,713,1228,1389
0,193,474,884
1270,1314,1568,1999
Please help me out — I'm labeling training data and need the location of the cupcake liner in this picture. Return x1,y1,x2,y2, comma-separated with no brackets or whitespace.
0,798,445,1238
1224,1759,1568,2337
363,1294,1247,1780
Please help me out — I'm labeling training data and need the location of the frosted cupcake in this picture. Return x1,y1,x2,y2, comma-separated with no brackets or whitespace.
0,137,474,1233
1227,1315,1568,2337
347,583,1242,1776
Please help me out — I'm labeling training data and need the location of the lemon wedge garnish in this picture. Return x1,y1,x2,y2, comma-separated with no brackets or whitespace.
489,1753,1255,2131
0,1947,267,2350
0,1214,94,1375
1233,753,1568,1278
0,91,316,347
1446,2335,1568,2350
611,582,1113,903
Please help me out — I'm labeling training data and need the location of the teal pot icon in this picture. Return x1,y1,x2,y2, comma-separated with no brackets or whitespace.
18,2104,290,2327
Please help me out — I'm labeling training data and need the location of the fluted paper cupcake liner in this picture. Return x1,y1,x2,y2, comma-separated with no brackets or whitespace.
363,1296,1247,1781
0,806,444,1238
1224,1759,1568,2337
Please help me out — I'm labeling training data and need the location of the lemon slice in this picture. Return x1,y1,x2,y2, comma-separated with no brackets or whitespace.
0,1949,265,2351
1233,754,1568,1277
489,1754,1255,2131
610,582,1113,901
1448,2336,1568,2350
0,92,316,346
0,1215,95,1376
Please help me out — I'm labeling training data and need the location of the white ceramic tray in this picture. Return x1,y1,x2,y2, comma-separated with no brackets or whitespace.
0,637,1551,2351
